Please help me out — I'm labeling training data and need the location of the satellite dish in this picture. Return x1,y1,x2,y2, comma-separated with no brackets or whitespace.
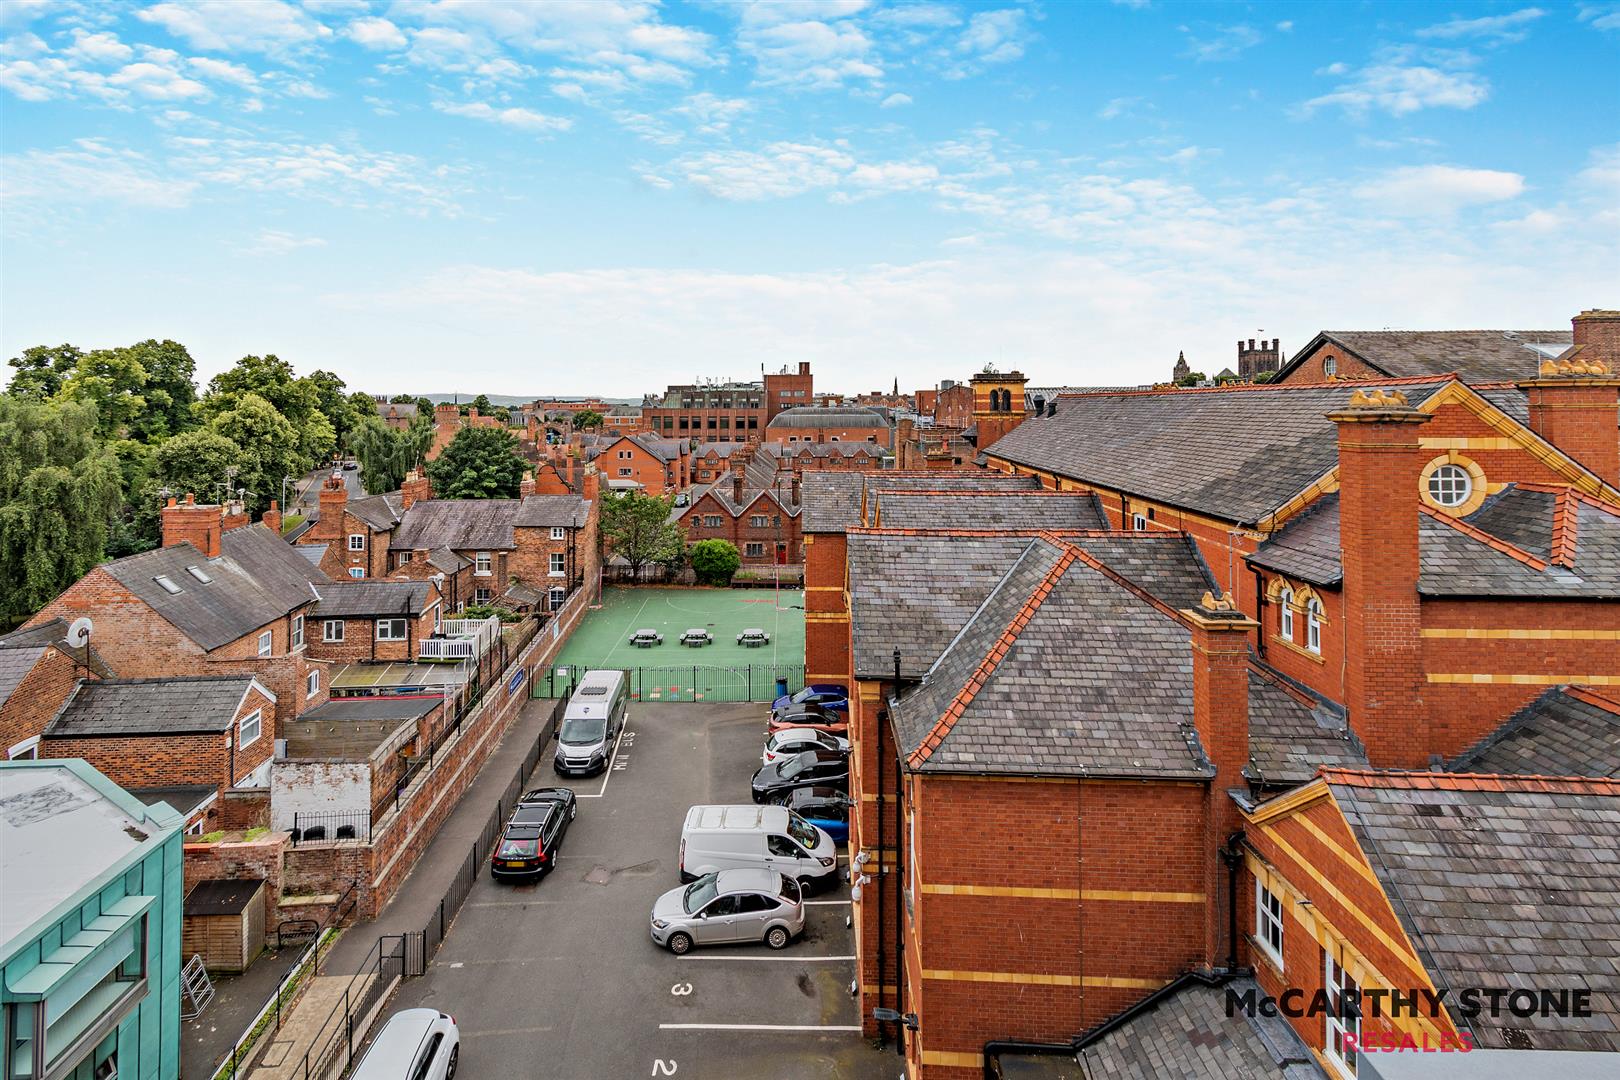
67,617,93,648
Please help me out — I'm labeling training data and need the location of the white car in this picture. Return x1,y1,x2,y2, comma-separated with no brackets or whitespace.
351,1009,458,1080
763,728,850,766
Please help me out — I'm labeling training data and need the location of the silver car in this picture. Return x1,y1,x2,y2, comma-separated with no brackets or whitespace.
650,868,804,954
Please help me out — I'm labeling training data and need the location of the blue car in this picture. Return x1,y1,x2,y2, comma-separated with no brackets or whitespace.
771,684,850,717
771,786,852,845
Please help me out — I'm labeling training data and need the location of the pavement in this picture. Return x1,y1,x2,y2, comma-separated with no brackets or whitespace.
373,700,892,1079
182,945,305,1080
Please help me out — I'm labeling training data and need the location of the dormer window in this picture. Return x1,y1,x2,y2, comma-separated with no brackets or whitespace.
1323,355,1337,377
154,575,182,595
186,565,213,584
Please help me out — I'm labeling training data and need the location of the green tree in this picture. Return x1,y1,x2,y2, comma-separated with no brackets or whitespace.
689,538,741,586
59,348,150,440
390,392,418,404
123,339,197,438
207,392,302,511
471,394,493,413
202,353,332,466
5,344,84,401
307,369,360,450
600,490,686,579
120,430,245,551
0,397,124,627
572,409,605,431
350,415,435,494
1175,371,1207,387
425,426,527,499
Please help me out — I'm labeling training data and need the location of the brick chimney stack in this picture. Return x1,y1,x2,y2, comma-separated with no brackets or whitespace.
1516,310,1620,487
582,464,599,506
519,471,537,498
1180,589,1258,968
401,469,431,510
1328,388,1432,767
732,471,746,505
220,498,250,534
317,473,348,540
161,493,223,558
261,500,282,535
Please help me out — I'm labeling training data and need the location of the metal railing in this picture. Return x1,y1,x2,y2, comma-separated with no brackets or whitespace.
297,934,406,1080
418,616,502,661
289,810,370,846
532,663,805,703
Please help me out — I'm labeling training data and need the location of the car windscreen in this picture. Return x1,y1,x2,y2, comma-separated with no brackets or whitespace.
682,874,719,914
786,813,820,850
498,832,539,856
560,717,607,744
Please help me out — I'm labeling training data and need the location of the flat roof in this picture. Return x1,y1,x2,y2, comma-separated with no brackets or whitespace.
330,662,472,690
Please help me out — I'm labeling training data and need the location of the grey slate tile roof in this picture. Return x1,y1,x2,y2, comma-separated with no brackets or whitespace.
314,581,436,618
346,492,404,532
800,472,1042,533
100,524,326,651
983,380,1450,525
1246,667,1365,787
892,539,1211,779
46,676,259,737
1327,772,1620,1052
296,697,440,723
513,494,589,528
0,647,47,710
849,532,1218,680
1449,688,1620,777
392,500,521,551
1249,486,1620,597
1286,329,1571,383
294,543,327,567
128,784,216,819
0,619,113,704
1072,977,1323,1079
867,491,1107,531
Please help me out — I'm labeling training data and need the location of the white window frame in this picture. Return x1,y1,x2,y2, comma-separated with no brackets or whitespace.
1306,599,1323,655
1278,587,1294,641
549,587,567,609
348,533,365,551
550,526,566,541
1255,881,1284,969
7,736,40,760
617,467,633,477
348,567,365,579
323,619,345,643
1323,355,1337,377
549,553,566,576
1426,463,1472,509
475,587,492,603
306,670,319,699
474,552,492,576
376,618,407,641
1131,512,1147,531
1325,952,1360,1078
238,709,262,749
257,630,272,657
291,614,305,650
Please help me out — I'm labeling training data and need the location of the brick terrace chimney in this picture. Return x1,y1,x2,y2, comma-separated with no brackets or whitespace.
220,498,250,534
1181,589,1258,967
261,499,282,536
1328,388,1432,767
519,471,537,497
317,473,348,539
162,493,223,558
732,471,746,505
401,469,431,510
1516,310,1620,487
790,474,802,507
582,464,599,505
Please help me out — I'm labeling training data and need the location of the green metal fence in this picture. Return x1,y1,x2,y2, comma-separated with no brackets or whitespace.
532,664,805,703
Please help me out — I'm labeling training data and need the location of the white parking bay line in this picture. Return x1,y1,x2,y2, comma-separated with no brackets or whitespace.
803,900,851,906
575,725,629,799
676,954,856,962
659,1023,862,1032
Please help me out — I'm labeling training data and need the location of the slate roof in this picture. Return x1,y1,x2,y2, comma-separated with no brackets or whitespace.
393,500,520,551
767,405,889,430
0,647,48,710
800,471,1042,533
0,619,113,707
848,532,1218,680
185,878,265,917
513,494,589,528
1070,976,1323,1079
426,547,469,573
294,543,327,567
100,524,326,651
295,697,440,723
346,492,404,532
1324,770,1620,1052
892,538,1211,779
314,581,436,618
1449,688,1620,777
867,491,1107,531
46,676,261,737
376,401,418,419
983,379,1452,525
1245,667,1365,787
1280,329,1571,384
1250,486,1620,598
128,784,215,820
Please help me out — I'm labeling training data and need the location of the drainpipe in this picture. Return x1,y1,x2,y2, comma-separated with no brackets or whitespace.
876,685,887,1050
1221,831,1245,971
1250,566,1267,660
892,648,905,1060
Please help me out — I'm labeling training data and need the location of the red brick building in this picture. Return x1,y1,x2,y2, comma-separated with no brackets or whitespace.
584,432,690,493
1274,325,1574,386
641,363,814,443
765,405,893,449
677,448,803,568
0,618,111,762
296,473,413,580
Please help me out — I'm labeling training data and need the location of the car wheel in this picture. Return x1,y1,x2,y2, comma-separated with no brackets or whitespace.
797,876,816,895
667,932,693,955
765,926,791,950
446,1045,458,1079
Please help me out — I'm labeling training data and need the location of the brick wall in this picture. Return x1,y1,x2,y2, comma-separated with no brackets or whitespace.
682,492,803,566
305,608,438,664
184,833,288,934
802,532,850,685
0,645,81,756
1275,344,1385,384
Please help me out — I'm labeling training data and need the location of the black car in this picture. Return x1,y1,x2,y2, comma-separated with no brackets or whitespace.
769,786,852,844
751,749,849,804
518,786,578,820
491,798,573,879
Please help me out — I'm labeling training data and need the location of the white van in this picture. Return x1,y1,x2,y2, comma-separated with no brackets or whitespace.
679,804,838,891
554,669,628,776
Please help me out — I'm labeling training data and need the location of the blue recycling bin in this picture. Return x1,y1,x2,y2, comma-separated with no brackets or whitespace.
774,677,789,700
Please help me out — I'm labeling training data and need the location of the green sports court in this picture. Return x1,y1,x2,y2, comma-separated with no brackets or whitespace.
532,585,806,702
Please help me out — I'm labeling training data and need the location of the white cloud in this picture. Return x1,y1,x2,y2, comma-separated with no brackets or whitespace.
0,0,49,28
137,1,333,53
241,228,327,255
188,56,260,89
1579,4,1620,32
880,91,912,108
1302,51,1489,116
669,142,857,199
66,31,134,64
739,17,882,89
1097,95,1143,120
1352,164,1525,214
671,92,749,134
1276,20,1294,32
948,8,1030,74
433,100,573,133
109,60,211,100
1183,24,1262,62
347,17,407,51
1,139,199,209
1417,7,1546,43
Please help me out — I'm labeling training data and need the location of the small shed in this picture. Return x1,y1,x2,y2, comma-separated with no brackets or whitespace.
183,878,267,973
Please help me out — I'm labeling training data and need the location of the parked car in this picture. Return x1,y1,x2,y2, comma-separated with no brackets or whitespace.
679,804,838,891
491,797,572,879
680,628,713,647
629,629,664,647
766,703,848,736
342,461,359,471
751,749,849,804
769,787,852,845
736,628,771,647
518,786,578,821
350,1009,458,1080
771,684,849,717
651,868,806,955
763,728,849,766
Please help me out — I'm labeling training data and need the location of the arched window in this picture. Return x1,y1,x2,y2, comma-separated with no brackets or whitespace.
1306,598,1323,655
1323,355,1337,377
1278,586,1294,641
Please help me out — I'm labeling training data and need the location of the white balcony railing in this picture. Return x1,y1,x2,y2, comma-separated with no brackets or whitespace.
419,615,501,661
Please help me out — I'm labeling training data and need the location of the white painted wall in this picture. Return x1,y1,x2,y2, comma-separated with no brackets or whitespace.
270,761,370,832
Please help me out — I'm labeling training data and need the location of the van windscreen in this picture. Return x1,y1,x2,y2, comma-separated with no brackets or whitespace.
560,717,607,744
786,813,819,851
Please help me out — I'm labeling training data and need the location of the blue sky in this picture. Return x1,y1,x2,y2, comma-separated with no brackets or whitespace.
2,1,1617,397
